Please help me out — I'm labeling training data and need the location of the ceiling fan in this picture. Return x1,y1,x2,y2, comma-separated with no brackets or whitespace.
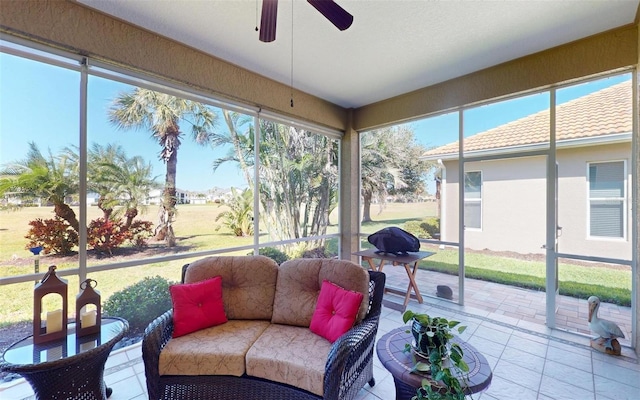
259,0,353,42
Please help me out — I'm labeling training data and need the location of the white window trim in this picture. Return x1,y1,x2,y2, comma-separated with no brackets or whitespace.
586,159,627,241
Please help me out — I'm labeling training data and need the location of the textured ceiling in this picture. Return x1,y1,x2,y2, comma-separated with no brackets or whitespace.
78,0,639,109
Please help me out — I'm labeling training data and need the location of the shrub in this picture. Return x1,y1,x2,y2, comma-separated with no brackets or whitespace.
421,217,440,239
25,217,78,255
126,220,154,248
88,218,127,255
403,220,428,238
302,247,332,259
103,276,173,333
215,187,253,236
404,217,440,239
250,247,289,265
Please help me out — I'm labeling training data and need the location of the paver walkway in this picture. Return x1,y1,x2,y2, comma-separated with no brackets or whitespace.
381,264,633,348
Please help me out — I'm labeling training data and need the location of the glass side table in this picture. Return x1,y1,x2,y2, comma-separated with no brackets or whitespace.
0,317,128,400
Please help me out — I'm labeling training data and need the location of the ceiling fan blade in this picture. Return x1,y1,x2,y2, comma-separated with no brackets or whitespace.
307,0,353,31
259,0,278,42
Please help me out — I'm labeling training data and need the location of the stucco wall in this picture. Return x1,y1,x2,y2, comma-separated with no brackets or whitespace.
557,143,633,259
442,143,632,260
442,156,547,254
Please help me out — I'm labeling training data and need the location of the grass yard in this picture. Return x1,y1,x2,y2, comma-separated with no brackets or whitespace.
0,203,253,327
0,201,632,328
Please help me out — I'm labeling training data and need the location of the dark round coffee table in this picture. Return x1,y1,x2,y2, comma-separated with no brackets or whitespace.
377,327,492,400
0,317,128,400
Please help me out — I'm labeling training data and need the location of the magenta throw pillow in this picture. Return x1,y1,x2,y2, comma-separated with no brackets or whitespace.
170,276,227,338
310,280,364,343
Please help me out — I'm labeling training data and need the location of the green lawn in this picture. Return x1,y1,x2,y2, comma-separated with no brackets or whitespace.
0,201,632,327
417,247,631,306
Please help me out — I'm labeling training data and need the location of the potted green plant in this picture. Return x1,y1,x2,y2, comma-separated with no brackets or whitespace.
402,310,470,400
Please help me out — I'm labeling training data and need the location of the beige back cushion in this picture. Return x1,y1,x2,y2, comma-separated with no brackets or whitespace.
271,258,369,327
184,255,279,320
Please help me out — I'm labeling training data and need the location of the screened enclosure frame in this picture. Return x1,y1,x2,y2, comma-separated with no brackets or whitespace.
0,34,342,287
357,69,637,349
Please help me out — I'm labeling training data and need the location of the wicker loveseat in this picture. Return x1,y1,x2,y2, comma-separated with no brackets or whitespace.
142,255,386,400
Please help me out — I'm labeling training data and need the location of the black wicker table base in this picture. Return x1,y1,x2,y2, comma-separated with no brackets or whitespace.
16,350,112,400
0,318,128,400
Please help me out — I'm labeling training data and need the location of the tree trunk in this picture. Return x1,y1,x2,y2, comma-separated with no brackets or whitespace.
155,123,180,246
97,198,113,221
124,208,138,229
54,202,80,232
362,191,372,223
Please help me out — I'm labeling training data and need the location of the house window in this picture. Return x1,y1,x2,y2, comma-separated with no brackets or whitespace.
588,161,625,238
464,171,482,229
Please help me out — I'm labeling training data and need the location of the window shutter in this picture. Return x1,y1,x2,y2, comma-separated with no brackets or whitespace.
589,162,623,197
590,200,623,237
588,162,624,238
464,202,481,229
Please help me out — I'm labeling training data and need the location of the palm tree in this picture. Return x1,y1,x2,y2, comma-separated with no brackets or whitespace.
109,155,159,229
0,142,80,231
215,187,254,236
109,88,218,245
213,119,338,250
257,122,337,245
87,143,125,220
88,143,159,228
360,128,407,223
214,110,255,189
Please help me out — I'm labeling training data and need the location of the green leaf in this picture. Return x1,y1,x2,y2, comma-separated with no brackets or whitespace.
402,310,415,323
413,362,431,372
433,370,446,381
404,343,412,353
458,359,469,373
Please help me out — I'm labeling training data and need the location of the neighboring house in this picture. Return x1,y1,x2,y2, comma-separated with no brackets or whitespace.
423,80,632,260
146,188,189,205
187,192,208,205
86,192,99,206
207,189,234,203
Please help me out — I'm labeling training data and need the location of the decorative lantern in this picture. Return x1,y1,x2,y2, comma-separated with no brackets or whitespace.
75,279,101,338
33,265,68,344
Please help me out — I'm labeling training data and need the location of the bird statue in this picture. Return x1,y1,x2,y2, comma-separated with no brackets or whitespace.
587,295,625,355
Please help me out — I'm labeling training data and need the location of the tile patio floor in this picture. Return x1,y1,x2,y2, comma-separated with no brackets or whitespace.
2,267,638,400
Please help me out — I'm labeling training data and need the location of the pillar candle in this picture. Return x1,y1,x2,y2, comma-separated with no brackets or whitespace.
81,309,97,328
46,309,63,333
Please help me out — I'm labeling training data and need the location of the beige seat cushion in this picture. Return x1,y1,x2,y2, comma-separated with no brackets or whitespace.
271,258,369,327
183,255,278,320
245,324,332,396
159,320,270,376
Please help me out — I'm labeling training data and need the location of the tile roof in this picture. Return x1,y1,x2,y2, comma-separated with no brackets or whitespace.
423,80,632,158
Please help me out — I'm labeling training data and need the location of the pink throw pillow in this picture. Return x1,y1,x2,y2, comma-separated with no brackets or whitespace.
170,276,227,338
310,280,364,343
